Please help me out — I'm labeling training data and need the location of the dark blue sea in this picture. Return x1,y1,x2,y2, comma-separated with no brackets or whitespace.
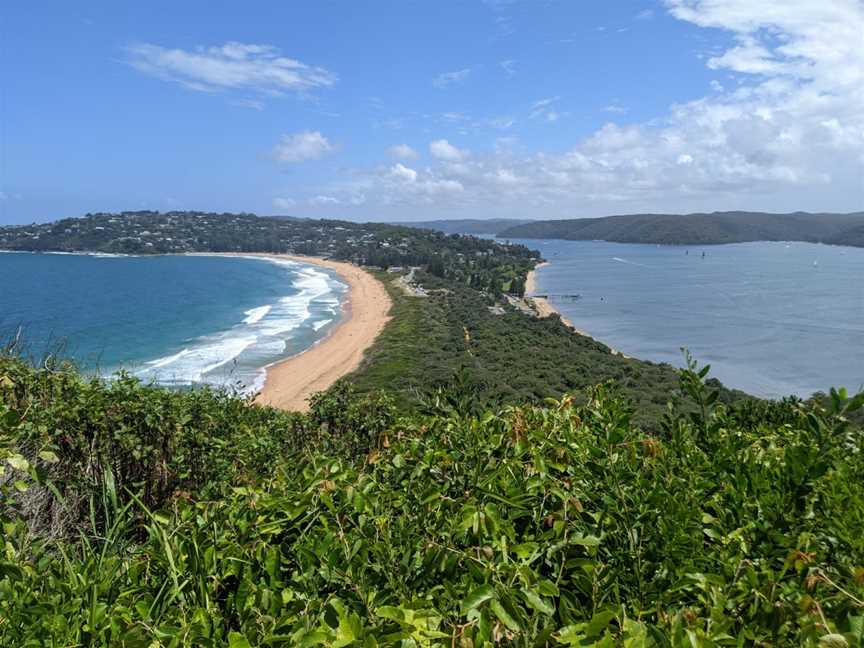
518,239,864,398
0,253,346,392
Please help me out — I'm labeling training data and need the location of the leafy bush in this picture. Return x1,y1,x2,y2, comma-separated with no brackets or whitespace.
0,356,306,539
2,358,863,645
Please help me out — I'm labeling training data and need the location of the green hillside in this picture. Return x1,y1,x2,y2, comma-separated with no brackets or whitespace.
392,219,533,236
2,355,863,646
498,211,864,246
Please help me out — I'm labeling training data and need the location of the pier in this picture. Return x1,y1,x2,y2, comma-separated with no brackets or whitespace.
531,293,582,301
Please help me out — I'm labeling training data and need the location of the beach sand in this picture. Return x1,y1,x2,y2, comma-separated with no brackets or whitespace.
256,254,391,411
211,253,391,412
525,262,585,333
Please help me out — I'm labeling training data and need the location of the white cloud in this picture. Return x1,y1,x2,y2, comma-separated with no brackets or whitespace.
433,68,471,89
440,112,470,124
429,139,469,161
387,143,419,159
309,195,340,206
500,59,517,77
635,9,654,20
529,97,562,122
604,103,628,114
273,197,296,209
489,116,516,129
272,131,334,163
390,163,418,183
530,97,556,111
125,42,336,98
306,1,864,216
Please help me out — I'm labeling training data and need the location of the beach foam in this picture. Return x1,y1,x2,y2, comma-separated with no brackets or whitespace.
136,334,258,385
243,305,272,324
135,256,344,393
312,318,333,331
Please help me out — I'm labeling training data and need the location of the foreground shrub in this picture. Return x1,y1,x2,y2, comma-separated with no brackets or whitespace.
1,358,863,646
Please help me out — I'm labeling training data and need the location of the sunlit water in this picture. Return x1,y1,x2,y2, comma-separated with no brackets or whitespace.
516,239,864,398
0,253,346,393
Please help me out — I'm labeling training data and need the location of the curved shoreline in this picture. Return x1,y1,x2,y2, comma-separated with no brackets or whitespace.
526,261,586,334
255,254,391,412
206,253,391,412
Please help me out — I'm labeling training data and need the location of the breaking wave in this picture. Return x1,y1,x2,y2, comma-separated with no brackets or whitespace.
134,257,345,393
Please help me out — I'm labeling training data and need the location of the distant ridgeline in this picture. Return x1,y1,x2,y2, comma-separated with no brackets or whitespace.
392,218,532,236
498,210,864,246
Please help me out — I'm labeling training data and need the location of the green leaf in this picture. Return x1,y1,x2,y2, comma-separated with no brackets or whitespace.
585,610,617,637
6,454,29,472
570,534,601,547
537,579,559,597
228,632,253,648
521,588,554,616
375,606,404,622
490,600,521,632
556,624,587,645
512,542,539,560
38,450,59,464
819,635,849,648
461,584,495,614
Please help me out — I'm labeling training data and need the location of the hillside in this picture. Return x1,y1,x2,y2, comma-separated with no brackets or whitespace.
0,211,538,283
2,355,863,645
498,211,864,246
392,218,532,236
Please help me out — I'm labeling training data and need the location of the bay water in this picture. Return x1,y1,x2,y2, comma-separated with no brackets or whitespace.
519,239,864,398
0,253,346,393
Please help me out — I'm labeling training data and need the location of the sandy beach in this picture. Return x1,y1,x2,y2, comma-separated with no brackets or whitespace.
256,254,391,411
210,253,392,412
525,262,586,333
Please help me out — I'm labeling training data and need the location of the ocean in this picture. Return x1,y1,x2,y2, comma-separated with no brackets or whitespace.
0,252,346,393
517,239,864,399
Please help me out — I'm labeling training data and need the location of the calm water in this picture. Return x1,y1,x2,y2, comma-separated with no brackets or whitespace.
519,240,864,398
0,253,346,392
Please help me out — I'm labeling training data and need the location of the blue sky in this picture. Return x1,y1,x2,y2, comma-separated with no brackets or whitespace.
2,0,862,224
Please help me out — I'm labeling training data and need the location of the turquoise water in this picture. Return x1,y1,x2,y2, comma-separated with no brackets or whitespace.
0,253,346,392
519,240,864,399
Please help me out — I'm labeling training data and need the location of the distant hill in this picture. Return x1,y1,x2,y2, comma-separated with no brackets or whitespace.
393,218,532,235
498,211,864,247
